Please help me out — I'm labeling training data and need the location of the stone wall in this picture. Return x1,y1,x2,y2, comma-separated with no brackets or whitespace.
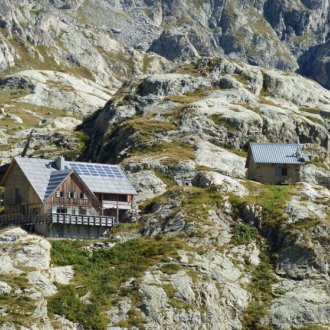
35,223,109,239
247,161,301,184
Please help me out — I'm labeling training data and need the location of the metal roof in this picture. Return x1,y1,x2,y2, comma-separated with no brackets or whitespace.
249,143,310,164
66,161,137,195
44,170,72,200
14,157,137,202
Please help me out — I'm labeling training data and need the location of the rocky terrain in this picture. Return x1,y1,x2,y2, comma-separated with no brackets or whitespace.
0,56,330,329
0,0,330,329
0,0,329,162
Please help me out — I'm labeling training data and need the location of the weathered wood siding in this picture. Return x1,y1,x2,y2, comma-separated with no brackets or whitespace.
47,174,100,215
3,163,41,214
247,158,301,184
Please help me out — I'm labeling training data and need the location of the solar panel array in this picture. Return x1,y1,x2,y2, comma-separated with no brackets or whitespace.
69,163,124,178
44,170,71,199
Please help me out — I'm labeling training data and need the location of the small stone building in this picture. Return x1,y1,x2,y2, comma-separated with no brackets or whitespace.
246,143,309,184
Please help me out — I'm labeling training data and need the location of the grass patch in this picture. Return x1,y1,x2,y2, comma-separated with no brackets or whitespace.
295,325,330,330
48,236,184,329
300,107,320,115
162,283,190,309
153,169,176,187
304,115,323,126
225,148,247,157
125,117,175,144
210,114,237,132
160,263,182,275
180,187,223,223
140,186,223,226
287,218,321,231
230,182,294,228
130,141,196,165
258,97,277,106
166,87,208,105
232,223,258,246
242,245,276,329
233,74,250,85
0,273,35,327
63,131,89,160
309,156,328,170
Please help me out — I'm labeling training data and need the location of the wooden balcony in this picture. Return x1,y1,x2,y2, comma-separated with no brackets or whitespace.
102,200,132,210
51,213,117,227
0,213,117,228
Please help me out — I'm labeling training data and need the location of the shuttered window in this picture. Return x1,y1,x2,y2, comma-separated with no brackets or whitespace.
67,192,77,198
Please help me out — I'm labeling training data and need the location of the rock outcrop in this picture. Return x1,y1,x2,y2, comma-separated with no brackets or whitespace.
0,227,76,329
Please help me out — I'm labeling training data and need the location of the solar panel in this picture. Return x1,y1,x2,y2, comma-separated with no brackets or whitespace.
69,162,124,178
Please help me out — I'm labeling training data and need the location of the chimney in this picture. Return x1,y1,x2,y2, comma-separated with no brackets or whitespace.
55,156,66,170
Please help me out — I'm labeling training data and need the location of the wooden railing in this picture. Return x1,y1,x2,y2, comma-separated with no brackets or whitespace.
0,213,117,228
51,214,117,227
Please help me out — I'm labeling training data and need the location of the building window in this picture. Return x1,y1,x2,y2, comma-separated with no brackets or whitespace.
14,188,21,203
67,192,77,199
56,208,67,214
281,168,288,176
56,191,64,198
118,195,127,202
80,192,88,199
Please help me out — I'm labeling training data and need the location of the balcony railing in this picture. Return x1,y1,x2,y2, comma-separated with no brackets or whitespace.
0,212,117,228
51,213,117,227
102,200,132,210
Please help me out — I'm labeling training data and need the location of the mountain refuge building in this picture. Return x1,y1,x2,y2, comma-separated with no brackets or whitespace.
246,142,310,184
0,156,137,238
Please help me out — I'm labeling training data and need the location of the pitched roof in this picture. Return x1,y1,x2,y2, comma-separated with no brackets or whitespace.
249,143,310,164
44,170,72,200
12,156,137,202
66,161,137,195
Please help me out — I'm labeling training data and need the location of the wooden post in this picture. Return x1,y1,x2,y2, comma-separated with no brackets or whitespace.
116,197,119,224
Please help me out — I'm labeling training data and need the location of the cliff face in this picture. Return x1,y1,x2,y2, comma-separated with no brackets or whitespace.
0,0,329,88
0,0,329,162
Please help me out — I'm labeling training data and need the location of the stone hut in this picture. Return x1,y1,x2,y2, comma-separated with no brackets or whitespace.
246,142,309,184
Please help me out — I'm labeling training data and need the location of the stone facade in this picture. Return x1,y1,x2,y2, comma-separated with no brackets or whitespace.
247,159,301,184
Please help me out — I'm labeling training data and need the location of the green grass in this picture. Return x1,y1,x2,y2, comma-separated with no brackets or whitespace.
233,74,250,86
295,325,330,330
129,141,196,165
242,246,276,329
153,169,176,187
287,218,321,231
140,186,224,227
160,263,182,275
180,186,223,223
225,148,247,157
48,236,185,329
124,116,176,144
0,273,35,327
210,114,237,132
230,182,294,228
300,107,320,115
162,283,190,309
232,223,258,246
63,131,89,160
166,87,208,105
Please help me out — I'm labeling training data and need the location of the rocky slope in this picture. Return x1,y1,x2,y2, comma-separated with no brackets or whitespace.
0,227,77,329
2,58,329,329
0,0,329,88
0,0,329,163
